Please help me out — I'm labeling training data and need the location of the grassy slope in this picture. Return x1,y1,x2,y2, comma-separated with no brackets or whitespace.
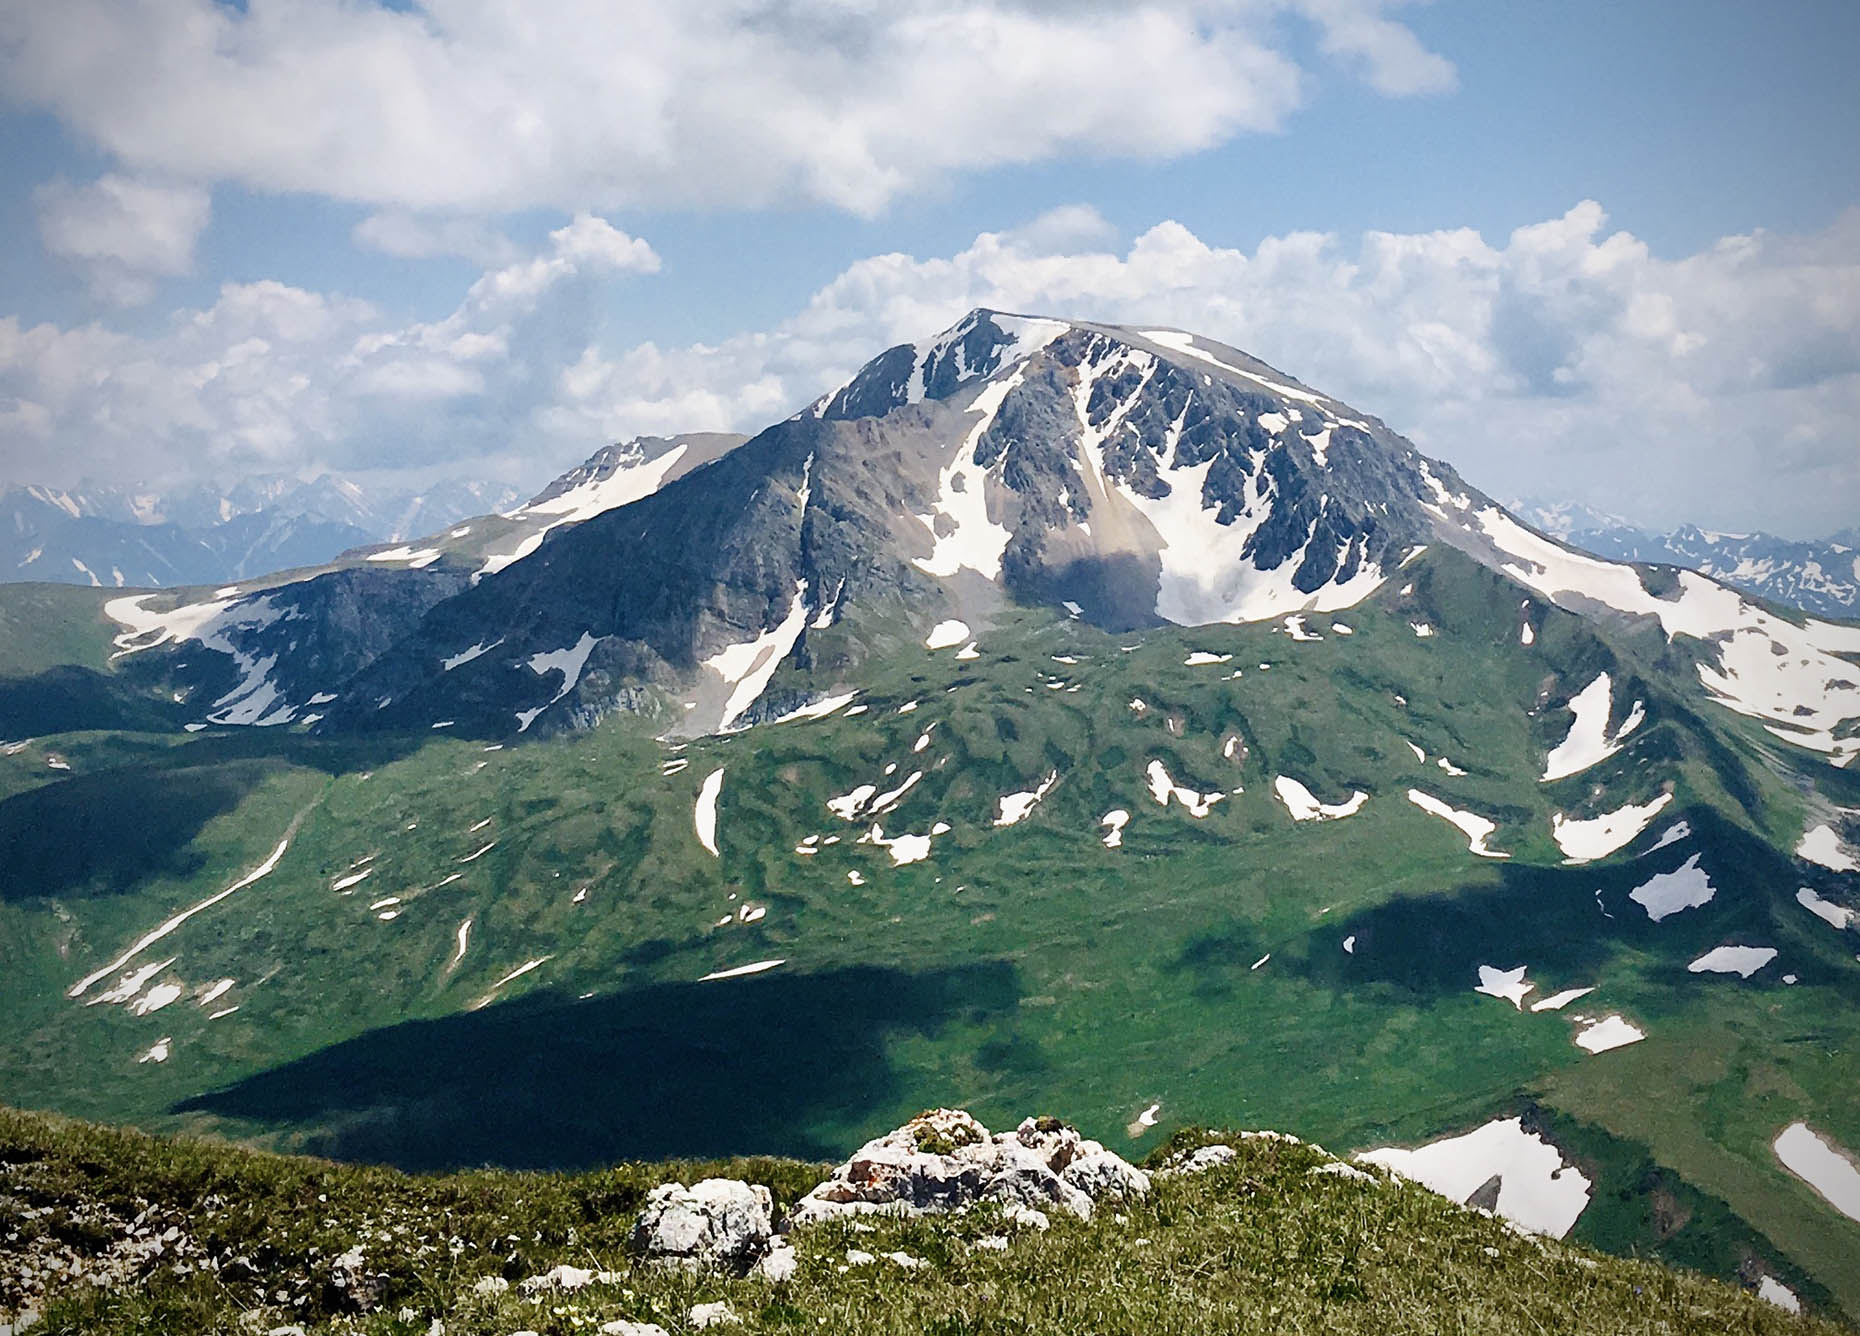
0,583,118,679
0,1104,1839,1336
0,548,1856,1314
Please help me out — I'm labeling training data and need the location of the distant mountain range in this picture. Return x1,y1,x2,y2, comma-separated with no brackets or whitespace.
1,475,524,590
1511,499,1859,620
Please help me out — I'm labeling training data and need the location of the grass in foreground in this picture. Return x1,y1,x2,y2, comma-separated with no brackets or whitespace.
0,1106,1838,1335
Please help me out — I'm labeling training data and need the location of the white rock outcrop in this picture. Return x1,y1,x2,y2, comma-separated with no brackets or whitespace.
788,1109,1148,1227
750,1238,797,1283
689,1302,740,1328
1160,1144,1237,1175
630,1178,774,1273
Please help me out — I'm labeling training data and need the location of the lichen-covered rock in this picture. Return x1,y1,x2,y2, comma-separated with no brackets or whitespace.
599,1322,670,1336
630,1178,773,1273
1062,1149,1153,1200
789,1110,1147,1227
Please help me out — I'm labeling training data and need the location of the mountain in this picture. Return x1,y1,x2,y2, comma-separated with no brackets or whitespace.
1513,499,1860,620
2,311,1859,1318
0,475,525,591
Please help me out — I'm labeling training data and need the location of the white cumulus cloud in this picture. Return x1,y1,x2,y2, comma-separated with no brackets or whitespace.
3,201,1856,538
0,0,1451,217
33,173,211,305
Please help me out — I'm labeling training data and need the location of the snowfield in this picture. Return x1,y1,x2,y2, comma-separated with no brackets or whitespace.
701,580,811,732
1452,498,1860,767
1574,1015,1645,1054
1273,776,1368,822
1774,1123,1860,1223
1796,887,1855,930
1628,854,1715,922
1687,945,1777,978
1070,340,1387,626
1359,1117,1591,1238
695,768,725,857
1474,965,1533,1009
1541,673,1643,782
1552,793,1673,863
1146,760,1224,818
1406,790,1508,858
1797,823,1858,872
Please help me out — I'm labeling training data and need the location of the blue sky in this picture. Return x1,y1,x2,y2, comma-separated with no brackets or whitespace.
1,0,1857,536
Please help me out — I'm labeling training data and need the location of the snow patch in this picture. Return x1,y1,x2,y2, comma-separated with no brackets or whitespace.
1542,673,1642,782
1474,965,1533,1009
1628,853,1715,922
1552,793,1673,863
1795,887,1854,930
701,958,786,982
995,772,1059,827
1575,1015,1645,1054
770,691,861,725
1145,761,1224,818
1530,987,1594,1012
1358,1117,1590,1238
1405,790,1508,858
703,580,811,732
443,638,503,671
1798,824,1857,872
925,620,970,651
695,768,725,857
1774,1123,1860,1224
1687,945,1776,978
1100,809,1130,848
1758,1277,1801,1314
1273,776,1368,822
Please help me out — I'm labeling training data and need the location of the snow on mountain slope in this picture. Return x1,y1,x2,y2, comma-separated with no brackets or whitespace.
1429,484,1860,767
1512,500,1860,621
811,310,1452,633
476,433,745,577
83,310,1860,767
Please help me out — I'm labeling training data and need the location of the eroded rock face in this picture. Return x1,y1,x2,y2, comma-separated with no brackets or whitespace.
630,1178,774,1273
788,1110,1149,1227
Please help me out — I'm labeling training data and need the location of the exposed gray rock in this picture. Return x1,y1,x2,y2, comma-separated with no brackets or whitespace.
1162,1144,1237,1175
788,1110,1147,1227
1063,1149,1154,1200
599,1322,670,1336
630,1178,774,1273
